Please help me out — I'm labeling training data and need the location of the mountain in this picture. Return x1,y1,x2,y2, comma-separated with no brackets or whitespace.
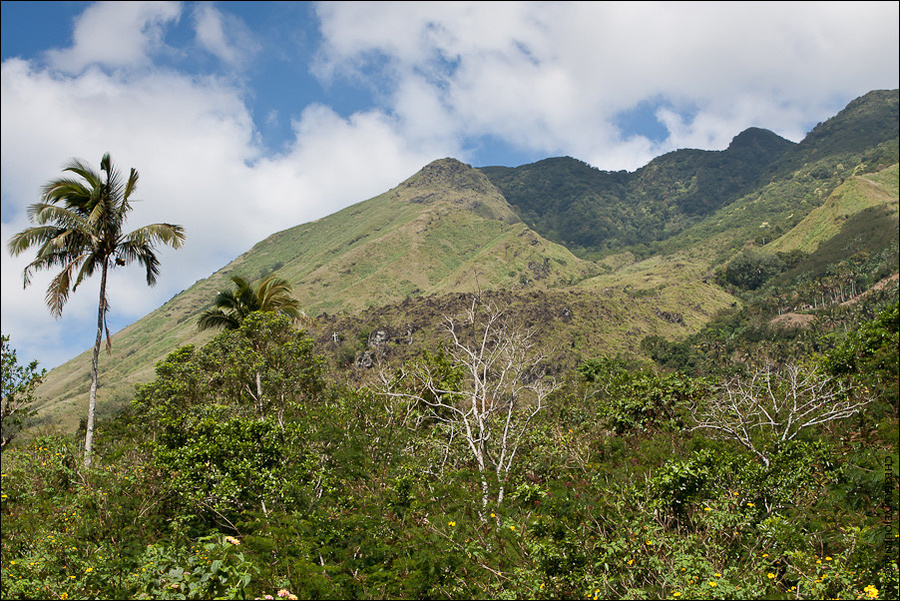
481,90,898,259
479,128,797,256
29,90,899,432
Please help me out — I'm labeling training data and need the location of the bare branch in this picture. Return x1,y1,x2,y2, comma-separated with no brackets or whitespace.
378,297,558,518
690,363,871,467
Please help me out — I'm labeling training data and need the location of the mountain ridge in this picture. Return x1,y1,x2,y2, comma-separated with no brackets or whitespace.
28,89,899,433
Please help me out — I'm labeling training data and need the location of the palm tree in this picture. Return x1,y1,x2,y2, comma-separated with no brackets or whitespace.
8,153,185,468
198,274,303,331
198,275,306,418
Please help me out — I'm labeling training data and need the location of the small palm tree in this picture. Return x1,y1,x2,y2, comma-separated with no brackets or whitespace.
198,274,303,331
8,153,185,467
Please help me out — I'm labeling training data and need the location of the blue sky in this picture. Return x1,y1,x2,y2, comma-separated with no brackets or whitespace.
2,1,898,370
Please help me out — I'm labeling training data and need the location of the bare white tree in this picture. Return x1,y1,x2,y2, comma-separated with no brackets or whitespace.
381,297,558,520
690,363,871,467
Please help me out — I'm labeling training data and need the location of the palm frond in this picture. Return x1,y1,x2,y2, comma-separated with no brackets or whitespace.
198,308,242,331
124,223,187,249
43,256,87,317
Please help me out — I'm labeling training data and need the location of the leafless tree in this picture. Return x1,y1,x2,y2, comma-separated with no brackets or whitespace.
690,363,872,467
381,296,558,520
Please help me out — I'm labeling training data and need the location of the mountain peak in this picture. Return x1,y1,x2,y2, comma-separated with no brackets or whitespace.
401,158,493,192
727,127,793,151
397,158,520,224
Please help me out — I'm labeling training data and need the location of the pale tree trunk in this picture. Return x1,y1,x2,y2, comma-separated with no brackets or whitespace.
84,262,108,469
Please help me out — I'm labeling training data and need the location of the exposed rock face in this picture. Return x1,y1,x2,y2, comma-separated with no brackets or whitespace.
367,328,392,347
354,350,377,369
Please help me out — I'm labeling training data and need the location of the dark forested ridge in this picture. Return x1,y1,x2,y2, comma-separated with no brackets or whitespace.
2,89,897,600
482,89,899,257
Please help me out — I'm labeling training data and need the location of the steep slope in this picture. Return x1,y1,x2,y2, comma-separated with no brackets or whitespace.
481,128,795,255
30,159,600,431
793,89,900,162
768,164,899,256
481,90,899,258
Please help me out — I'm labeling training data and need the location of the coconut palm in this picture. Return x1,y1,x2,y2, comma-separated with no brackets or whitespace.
198,274,303,331
8,153,185,468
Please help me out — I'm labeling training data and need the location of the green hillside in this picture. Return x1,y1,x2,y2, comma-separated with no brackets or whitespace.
27,91,900,435
482,90,899,259
29,159,605,430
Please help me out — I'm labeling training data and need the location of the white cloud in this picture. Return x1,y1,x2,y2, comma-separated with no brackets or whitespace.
315,1,899,170
193,3,260,69
45,1,181,73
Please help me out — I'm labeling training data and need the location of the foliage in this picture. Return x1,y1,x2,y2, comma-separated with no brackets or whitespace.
133,534,258,600
720,249,787,291
131,312,325,527
824,302,899,409
1,335,45,449
134,312,324,430
198,274,304,331
580,357,709,433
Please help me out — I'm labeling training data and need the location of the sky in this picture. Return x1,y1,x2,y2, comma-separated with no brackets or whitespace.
1,1,898,370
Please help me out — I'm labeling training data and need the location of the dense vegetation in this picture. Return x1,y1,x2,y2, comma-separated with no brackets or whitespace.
2,284,897,599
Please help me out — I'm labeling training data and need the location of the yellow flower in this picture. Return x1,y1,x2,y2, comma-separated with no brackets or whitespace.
767,573,775,579
509,525,515,531
646,540,653,545
448,521,456,527
60,594,68,600
864,585,879,599
85,567,93,573
627,559,634,565
825,556,832,561
708,581,717,587
703,507,711,511
714,573,721,577
490,513,495,518
673,593,682,598
762,553,768,557
747,502,755,507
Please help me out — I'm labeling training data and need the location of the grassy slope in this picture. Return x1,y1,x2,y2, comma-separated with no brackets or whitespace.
768,164,899,255
30,88,900,433
30,160,602,431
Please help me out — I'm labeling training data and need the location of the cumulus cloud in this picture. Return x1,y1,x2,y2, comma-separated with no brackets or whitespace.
193,3,260,69
45,1,181,73
314,1,899,169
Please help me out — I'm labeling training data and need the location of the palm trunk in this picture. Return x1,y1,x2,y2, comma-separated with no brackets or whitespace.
84,262,108,469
